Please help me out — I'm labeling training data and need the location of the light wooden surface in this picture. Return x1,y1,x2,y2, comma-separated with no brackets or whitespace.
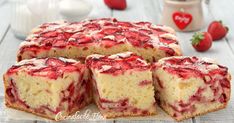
0,0,234,123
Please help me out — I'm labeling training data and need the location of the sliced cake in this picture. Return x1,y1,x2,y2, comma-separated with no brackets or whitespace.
3,57,92,120
152,56,231,121
86,52,156,118
17,18,182,62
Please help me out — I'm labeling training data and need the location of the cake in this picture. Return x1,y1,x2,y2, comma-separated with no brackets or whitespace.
152,56,231,121
85,52,156,118
3,57,92,120
17,18,182,62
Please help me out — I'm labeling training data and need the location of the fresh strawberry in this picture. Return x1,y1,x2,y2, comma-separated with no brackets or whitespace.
104,0,127,10
208,20,228,41
191,32,212,52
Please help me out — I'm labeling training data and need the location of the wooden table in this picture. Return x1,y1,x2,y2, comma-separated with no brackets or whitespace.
0,0,233,123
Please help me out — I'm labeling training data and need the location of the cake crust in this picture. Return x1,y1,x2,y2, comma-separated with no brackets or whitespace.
160,102,228,121
5,102,92,121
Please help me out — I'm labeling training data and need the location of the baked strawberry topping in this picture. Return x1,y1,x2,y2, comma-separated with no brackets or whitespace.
86,52,150,75
19,18,179,57
156,56,229,80
7,57,84,79
159,47,176,56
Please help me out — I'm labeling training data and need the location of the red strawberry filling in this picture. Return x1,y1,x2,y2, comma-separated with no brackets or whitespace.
155,57,230,116
69,33,94,46
7,58,83,79
86,53,150,75
117,21,134,28
96,93,153,115
138,80,152,86
60,80,89,112
19,45,50,55
160,57,229,81
159,37,178,44
45,58,66,66
100,27,121,35
124,31,151,48
90,71,154,116
6,72,90,116
83,23,101,31
159,47,176,56
100,39,120,48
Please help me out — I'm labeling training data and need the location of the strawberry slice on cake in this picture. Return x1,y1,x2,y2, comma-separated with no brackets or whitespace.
152,56,231,121
3,57,92,120
85,52,156,118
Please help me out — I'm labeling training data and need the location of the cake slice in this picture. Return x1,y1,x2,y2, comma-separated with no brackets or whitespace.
3,57,92,120
152,56,231,121
86,52,156,118
17,18,182,62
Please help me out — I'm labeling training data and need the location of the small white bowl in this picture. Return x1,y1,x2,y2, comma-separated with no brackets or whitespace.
59,0,93,22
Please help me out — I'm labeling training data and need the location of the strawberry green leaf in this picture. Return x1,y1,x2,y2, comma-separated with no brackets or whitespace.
191,32,204,46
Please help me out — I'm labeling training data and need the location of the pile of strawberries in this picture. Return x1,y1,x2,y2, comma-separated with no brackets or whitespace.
191,21,229,52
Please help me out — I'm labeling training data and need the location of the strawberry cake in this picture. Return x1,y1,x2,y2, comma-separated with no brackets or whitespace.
152,56,231,121
86,52,156,118
3,57,92,120
17,18,182,62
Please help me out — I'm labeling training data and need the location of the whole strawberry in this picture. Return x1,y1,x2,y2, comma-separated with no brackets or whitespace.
191,32,212,52
208,20,228,41
104,0,127,10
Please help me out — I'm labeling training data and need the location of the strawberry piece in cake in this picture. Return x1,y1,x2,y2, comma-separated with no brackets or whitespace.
86,52,156,118
17,18,182,62
3,57,92,120
152,56,231,121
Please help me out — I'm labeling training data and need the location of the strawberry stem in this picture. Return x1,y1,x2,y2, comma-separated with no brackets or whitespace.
219,20,223,24
226,26,229,32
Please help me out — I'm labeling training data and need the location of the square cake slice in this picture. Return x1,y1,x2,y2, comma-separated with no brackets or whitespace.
86,52,156,118
152,56,231,121
3,57,92,120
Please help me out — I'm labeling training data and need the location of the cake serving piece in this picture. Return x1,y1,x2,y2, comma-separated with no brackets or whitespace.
17,18,182,62
3,57,92,120
86,52,156,118
152,56,231,121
